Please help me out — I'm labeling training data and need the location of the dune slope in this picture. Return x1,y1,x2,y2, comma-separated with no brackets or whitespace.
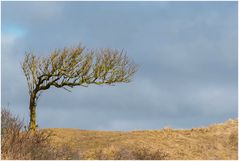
46,119,238,160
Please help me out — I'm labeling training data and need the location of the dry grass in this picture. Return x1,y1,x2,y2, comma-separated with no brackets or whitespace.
46,119,238,160
1,108,79,160
3,107,237,159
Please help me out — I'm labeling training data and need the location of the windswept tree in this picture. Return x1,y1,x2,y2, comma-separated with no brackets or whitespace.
21,46,137,131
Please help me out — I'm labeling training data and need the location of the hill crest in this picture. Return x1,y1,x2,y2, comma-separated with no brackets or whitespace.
45,118,238,160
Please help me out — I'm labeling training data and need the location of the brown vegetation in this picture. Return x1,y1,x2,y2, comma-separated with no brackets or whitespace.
48,119,238,160
1,108,79,160
1,108,237,160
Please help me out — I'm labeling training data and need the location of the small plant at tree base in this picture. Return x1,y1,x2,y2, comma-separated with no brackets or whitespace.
1,108,79,160
21,45,138,131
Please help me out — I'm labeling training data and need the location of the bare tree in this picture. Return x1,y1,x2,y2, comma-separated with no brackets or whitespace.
21,46,137,131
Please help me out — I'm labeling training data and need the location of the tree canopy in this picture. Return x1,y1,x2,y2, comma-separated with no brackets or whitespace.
21,45,138,131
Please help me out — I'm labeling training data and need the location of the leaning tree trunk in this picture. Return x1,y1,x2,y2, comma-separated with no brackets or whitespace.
29,93,37,132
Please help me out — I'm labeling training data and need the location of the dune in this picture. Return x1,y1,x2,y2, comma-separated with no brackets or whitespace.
43,119,238,160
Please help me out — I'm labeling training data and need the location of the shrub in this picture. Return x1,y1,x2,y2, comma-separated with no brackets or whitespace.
1,108,79,160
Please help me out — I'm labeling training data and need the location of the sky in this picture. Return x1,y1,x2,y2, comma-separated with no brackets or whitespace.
1,1,238,131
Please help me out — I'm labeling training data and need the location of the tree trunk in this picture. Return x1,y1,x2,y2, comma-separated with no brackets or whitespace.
29,93,37,132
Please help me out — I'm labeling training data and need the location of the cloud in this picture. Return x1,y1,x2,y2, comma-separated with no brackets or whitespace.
1,2,237,130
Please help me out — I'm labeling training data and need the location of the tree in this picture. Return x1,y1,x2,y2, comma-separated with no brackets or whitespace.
21,46,137,132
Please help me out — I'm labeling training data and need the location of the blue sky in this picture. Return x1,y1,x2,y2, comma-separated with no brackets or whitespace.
1,1,237,130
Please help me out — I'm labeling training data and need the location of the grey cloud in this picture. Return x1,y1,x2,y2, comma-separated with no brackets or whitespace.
1,2,237,130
